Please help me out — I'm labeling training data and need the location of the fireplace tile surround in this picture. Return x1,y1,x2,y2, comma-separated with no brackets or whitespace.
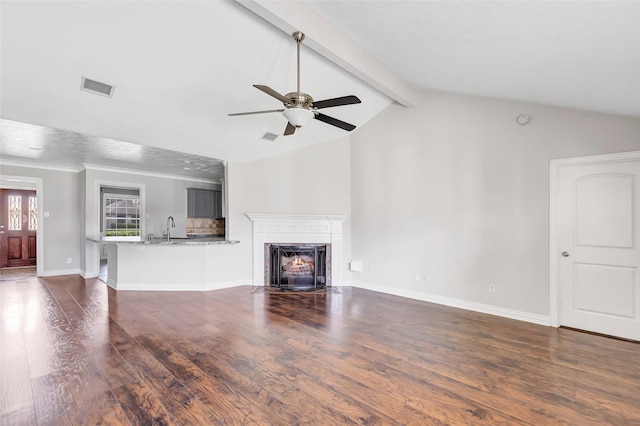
246,214,346,288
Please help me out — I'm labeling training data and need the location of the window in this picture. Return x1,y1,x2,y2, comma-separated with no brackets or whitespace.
28,196,37,231
6,194,37,231
8,195,22,230
103,193,141,239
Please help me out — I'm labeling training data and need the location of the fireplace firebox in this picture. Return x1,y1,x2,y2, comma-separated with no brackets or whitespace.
268,244,329,291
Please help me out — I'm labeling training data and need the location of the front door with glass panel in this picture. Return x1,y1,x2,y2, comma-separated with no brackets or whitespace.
0,189,37,268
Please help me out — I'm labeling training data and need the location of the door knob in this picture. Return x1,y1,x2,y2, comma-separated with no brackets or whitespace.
561,251,570,257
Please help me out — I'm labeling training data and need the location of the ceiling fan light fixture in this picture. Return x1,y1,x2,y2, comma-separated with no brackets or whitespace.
283,108,314,128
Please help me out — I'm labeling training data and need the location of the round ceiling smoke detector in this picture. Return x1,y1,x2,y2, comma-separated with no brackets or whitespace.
516,114,531,125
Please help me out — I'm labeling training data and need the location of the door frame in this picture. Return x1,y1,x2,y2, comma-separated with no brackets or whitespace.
549,150,640,327
0,175,44,276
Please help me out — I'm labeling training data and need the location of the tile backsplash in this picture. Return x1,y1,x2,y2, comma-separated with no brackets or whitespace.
186,217,225,237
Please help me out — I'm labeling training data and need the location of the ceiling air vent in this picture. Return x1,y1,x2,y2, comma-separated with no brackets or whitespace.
80,77,114,97
261,132,278,142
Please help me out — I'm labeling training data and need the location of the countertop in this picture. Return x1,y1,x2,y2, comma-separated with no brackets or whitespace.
87,237,239,246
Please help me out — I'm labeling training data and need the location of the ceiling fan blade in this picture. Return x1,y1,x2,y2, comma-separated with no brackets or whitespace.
313,95,361,110
284,122,296,136
228,109,284,116
314,113,356,132
254,85,289,104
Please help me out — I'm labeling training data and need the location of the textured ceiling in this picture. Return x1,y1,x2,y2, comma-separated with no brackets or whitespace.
1,119,225,181
1,1,638,177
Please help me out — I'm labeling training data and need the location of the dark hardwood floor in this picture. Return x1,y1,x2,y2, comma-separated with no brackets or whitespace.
1,273,639,425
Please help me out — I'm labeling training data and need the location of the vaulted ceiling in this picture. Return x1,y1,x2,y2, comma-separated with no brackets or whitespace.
1,1,638,179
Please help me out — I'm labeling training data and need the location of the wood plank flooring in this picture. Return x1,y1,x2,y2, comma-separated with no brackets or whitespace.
1,273,639,425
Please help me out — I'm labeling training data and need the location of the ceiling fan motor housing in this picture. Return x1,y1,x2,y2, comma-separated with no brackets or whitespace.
285,92,314,109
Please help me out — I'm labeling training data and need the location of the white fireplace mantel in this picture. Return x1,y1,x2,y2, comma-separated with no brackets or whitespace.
246,213,347,287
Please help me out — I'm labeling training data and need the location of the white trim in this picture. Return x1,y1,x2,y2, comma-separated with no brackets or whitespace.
107,277,118,289
0,178,37,190
352,281,551,326
0,159,82,173
549,160,559,327
0,175,44,276
92,180,146,240
39,268,81,277
114,279,249,291
549,150,640,328
82,163,220,184
102,191,142,241
550,150,640,166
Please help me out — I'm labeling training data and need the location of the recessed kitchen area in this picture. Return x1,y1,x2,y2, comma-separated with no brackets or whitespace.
86,160,243,291
0,118,242,291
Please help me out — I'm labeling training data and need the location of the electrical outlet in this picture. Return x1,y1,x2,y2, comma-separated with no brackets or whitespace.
489,284,496,294
350,261,363,272
66,258,72,264
415,273,422,281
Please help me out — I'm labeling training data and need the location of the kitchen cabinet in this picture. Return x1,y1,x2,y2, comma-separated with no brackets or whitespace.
187,188,222,218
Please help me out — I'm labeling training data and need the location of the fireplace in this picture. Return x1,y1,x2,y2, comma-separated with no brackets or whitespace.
246,214,346,289
267,244,330,291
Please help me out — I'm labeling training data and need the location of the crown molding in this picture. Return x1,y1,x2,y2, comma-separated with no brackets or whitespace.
0,158,221,184
0,158,83,173
81,163,220,184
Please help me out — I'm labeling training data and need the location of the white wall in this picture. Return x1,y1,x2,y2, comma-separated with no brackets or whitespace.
0,164,81,275
227,136,353,283
350,89,640,319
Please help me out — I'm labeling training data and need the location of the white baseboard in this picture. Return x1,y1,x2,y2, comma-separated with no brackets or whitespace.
351,281,550,326
113,279,250,292
79,269,100,279
106,277,117,289
40,268,81,277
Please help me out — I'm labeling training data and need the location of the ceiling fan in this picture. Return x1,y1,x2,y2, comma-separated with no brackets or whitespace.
228,31,361,136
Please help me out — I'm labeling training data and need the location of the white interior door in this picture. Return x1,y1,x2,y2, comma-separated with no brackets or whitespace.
556,155,640,340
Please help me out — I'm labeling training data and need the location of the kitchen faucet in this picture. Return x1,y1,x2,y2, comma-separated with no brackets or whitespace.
166,216,175,241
